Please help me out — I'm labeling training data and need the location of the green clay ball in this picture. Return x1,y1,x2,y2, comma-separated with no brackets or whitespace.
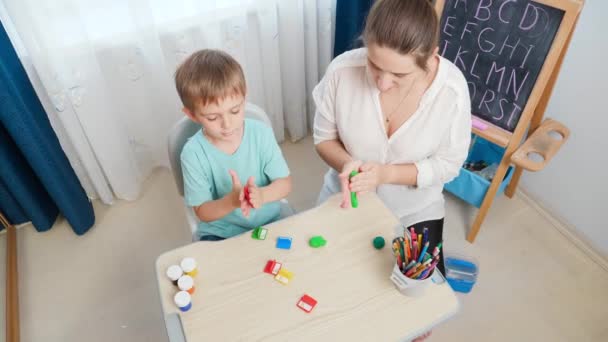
309,236,327,248
373,236,385,249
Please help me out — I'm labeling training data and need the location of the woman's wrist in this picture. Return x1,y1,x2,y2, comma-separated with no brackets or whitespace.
340,157,354,173
379,164,392,185
379,164,418,186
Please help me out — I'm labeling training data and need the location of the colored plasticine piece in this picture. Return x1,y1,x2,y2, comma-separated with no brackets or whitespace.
297,295,318,313
243,186,252,205
263,260,283,275
274,268,293,285
373,236,385,249
276,236,292,250
251,226,268,240
309,236,327,248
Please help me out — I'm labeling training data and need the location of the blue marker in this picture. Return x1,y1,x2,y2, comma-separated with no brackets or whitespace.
418,241,429,264
422,227,429,246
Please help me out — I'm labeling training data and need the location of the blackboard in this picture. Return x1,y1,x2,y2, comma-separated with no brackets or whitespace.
439,0,564,132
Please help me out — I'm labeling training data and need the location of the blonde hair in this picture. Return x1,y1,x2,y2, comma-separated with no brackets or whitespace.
363,0,439,70
174,49,246,111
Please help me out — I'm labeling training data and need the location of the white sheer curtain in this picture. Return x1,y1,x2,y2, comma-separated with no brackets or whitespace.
0,0,336,203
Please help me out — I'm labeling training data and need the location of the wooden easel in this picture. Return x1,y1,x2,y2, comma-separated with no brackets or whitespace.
435,0,585,242
2,211,20,342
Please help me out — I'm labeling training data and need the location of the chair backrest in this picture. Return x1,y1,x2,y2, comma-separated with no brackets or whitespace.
167,102,272,197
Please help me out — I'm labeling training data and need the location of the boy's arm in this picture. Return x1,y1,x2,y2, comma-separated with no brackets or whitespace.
193,194,238,222
262,176,292,203
247,176,292,208
192,170,242,222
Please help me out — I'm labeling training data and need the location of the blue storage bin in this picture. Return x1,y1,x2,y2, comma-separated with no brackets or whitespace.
444,136,514,208
444,254,479,293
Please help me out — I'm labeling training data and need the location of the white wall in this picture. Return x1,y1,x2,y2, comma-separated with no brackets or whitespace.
521,0,608,257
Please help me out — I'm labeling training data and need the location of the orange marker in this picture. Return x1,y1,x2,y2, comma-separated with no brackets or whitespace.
410,265,427,279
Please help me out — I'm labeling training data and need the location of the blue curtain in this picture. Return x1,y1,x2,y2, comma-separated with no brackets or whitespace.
333,0,374,57
0,21,94,234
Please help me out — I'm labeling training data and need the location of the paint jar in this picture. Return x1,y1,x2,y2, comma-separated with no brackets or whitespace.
180,257,198,277
178,275,195,295
166,265,183,286
174,291,192,312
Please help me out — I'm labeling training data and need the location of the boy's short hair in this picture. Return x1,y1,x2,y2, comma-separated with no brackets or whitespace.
174,49,247,111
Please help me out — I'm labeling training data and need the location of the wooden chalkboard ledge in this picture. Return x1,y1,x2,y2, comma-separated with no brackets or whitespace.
472,116,512,148
511,119,570,171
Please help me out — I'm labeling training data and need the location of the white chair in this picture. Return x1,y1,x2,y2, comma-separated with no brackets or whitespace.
167,102,294,241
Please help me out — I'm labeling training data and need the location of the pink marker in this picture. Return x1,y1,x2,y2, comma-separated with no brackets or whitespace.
423,260,440,279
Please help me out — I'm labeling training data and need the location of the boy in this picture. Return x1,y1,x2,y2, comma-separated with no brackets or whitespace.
175,49,292,241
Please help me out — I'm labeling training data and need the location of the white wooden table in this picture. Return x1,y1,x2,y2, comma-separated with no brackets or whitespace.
155,193,459,341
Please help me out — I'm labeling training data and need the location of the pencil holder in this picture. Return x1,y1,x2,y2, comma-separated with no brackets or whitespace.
390,263,434,297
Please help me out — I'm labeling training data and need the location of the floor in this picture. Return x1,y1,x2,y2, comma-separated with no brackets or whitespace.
1,136,607,342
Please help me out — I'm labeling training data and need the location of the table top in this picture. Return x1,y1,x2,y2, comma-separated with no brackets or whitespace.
155,193,459,341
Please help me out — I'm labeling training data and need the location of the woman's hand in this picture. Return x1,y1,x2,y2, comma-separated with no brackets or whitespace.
338,160,363,208
349,162,387,193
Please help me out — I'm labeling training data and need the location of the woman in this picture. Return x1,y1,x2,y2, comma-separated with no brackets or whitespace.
313,0,471,279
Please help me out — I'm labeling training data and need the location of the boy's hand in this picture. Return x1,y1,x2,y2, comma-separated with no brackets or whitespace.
238,176,257,218
245,177,265,209
228,170,244,209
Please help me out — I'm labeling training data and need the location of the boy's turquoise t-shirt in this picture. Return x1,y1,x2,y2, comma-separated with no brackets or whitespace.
181,119,290,239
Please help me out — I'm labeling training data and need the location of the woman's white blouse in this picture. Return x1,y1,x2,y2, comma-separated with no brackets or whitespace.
313,48,472,226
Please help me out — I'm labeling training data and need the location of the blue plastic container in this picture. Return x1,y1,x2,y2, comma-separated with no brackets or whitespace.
444,254,479,293
444,136,514,208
